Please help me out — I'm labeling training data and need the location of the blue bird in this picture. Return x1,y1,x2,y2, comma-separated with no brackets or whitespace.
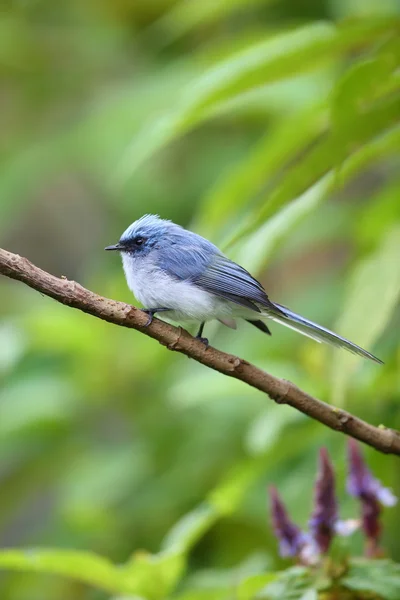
105,215,382,363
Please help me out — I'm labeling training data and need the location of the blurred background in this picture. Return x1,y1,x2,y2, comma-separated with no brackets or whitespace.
0,0,399,599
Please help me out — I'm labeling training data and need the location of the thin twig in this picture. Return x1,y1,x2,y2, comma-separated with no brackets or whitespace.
1,247,399,456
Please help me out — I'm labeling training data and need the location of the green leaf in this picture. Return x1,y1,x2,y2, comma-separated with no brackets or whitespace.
356,179,400,247
147,0,278,46
174,590,229,600
0,548,185,599
336,123,400,185
331,225,400,404
245,405,302,457
196,104,328,240
121,550,186,600
162,459,267,553
0,322,25,374
0,376,79,437
229,175,332,274
237,572,277,600
343,559,400,600
180,23,334,117
330,35,400,172
116,19,396,185
207,459,266,515
332,52,399,138
162,457,272,555
223,119,400,250
174,590,230,600
180,20,395,121
299,591,318,600
257,566,315,600
0,549,125,595
162,503,218,553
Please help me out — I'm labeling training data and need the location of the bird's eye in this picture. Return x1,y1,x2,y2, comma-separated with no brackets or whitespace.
135,237,145,246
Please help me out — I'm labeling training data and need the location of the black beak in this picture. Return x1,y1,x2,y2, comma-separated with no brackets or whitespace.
104,243,123,251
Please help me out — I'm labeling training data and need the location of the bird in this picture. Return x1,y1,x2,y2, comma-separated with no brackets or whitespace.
105,214,382,364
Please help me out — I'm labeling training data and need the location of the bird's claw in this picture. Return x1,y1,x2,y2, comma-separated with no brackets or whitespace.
196,336,209,348
141,309,155,327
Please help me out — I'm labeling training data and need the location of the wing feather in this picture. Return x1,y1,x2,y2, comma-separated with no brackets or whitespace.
194,255,279,313
157,231,279,314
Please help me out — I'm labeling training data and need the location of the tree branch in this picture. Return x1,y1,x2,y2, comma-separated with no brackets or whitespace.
1,247,399,456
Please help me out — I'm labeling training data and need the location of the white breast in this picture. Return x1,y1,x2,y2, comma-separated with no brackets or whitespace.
121,253,231,323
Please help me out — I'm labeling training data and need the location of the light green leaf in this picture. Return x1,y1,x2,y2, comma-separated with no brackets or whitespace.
334,35,400,100
237,572,277,600
162,503,218,553
330,35,400,171
245,405,301,457
162,452,278,555
174,589,231,600
208,459,266,515
230,175,332,273
122,550,186,600
356,179,400,247
257,566,314,600
0,377,79,436
0,548,186,599
0,549,125,595
196,104,328,239
0,322,25,373
180,20,393,120
332,51,399,140
343,559,400,600
224,120,400,250
299,590,318,600
112,597,146,600
147,0,278,46
336,124,400,185
331,225,400,404
116,19,395,184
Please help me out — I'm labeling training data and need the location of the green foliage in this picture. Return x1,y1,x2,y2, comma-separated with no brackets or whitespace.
343,559,400,600
0,548,185,598
0,549,124,595
0,0,399,599
332,226,400,404
256,566,316,599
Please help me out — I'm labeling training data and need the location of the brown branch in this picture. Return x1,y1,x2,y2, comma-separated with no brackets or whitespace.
1,247,399,456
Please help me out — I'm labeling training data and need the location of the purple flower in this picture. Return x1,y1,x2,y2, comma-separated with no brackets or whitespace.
347,439,397,506
269,486,308,558
308,448,358,553
309,448,338,553
347,439,397,555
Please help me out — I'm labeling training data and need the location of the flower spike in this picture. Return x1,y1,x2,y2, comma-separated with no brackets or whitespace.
347,439,397,556
309,448,338,553
269,486,308,558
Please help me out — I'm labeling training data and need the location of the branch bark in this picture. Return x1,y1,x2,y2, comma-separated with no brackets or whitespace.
1,247,399,456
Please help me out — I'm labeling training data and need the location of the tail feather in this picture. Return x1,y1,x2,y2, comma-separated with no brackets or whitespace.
246,319,271,335
266,302,383,364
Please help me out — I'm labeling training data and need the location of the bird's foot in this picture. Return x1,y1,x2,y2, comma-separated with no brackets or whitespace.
195,322,209,347
196,336,209,348
141,307,170,327
141,309,156,327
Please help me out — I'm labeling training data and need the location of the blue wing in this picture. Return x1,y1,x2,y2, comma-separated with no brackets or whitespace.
195,254,280,312
157,230,277,313
157,229,217,280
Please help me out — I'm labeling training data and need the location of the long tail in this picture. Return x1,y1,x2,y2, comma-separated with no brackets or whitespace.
265,302,383,364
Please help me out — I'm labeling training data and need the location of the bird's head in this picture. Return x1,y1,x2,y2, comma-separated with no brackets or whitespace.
105,214,170,256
